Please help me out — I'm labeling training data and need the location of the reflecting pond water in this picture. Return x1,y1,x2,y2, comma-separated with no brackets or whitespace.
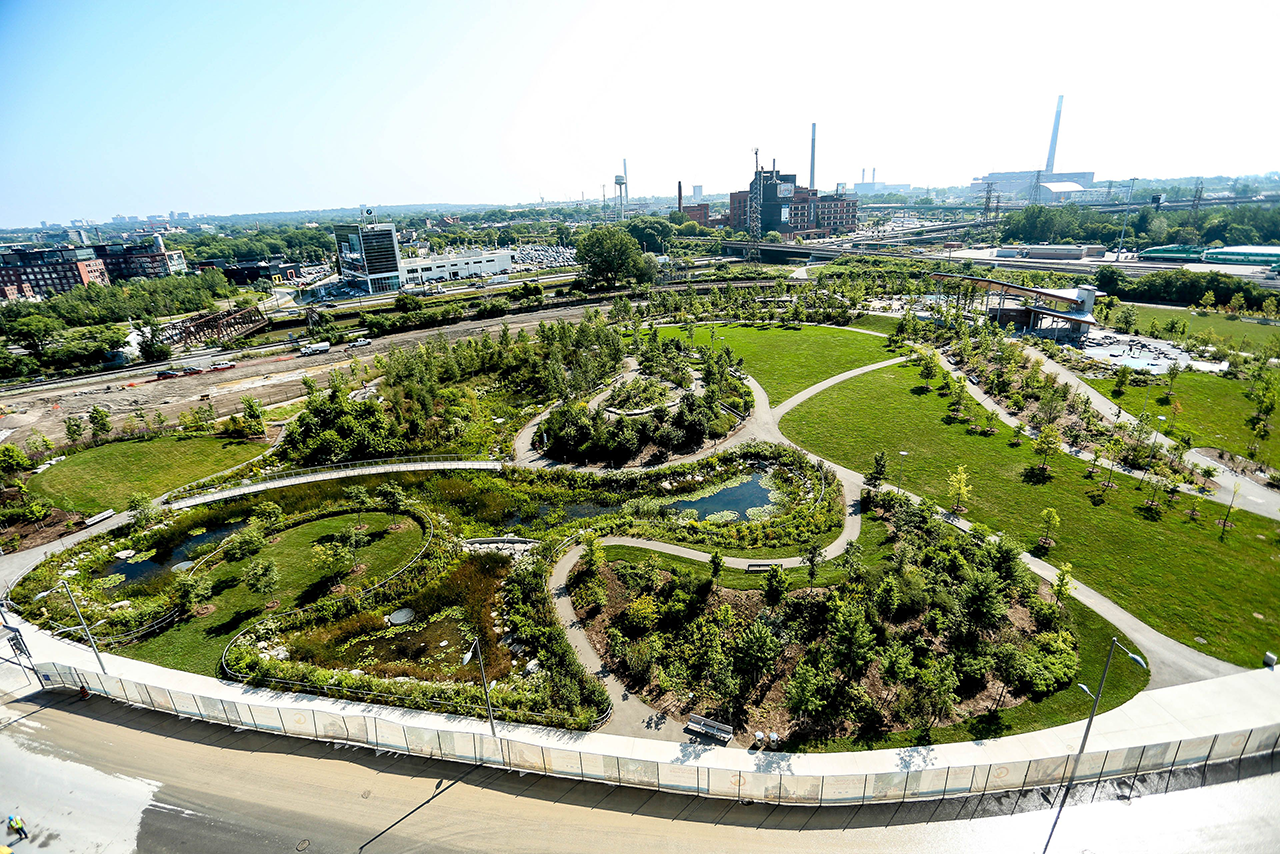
102,520,245,584
671,472,775,520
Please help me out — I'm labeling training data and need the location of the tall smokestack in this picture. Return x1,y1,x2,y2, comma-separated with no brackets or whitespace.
872,167,876,183
1045,95,1064,174
861,168,866,183
678,181,683,212
809,123,816,190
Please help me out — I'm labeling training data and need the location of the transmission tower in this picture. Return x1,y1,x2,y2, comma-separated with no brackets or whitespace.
1029,170,1043,205
1191,178,1204,227
982,182,995,219
994,194,1002,220
747,148,763,263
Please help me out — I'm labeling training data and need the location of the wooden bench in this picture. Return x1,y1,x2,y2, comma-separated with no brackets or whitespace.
685,713,733,743
744,563,779,574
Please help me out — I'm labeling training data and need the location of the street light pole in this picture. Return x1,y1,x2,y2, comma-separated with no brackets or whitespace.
462,638,497,738
35,580,107,675
1069,637,1146,789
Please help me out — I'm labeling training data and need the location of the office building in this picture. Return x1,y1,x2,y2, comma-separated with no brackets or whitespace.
335,222,402,293
729,167,857,236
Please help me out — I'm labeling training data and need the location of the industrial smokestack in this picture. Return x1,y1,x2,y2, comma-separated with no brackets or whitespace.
678,181,683,212
861,168,866,183
809,123,816,190
872,168,876,183
1045,95,1064,174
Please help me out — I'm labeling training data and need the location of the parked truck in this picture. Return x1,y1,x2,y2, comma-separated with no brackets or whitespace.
300,341,331,356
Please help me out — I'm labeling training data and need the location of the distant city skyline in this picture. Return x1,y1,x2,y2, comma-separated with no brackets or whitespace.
1,0,1273,228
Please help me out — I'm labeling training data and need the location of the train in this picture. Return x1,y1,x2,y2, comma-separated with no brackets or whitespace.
1138,244,1280,266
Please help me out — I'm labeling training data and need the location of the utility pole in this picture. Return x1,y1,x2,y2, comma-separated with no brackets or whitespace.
982,182,995,220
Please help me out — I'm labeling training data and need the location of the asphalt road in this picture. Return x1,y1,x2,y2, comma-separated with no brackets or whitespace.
4,689,1278,854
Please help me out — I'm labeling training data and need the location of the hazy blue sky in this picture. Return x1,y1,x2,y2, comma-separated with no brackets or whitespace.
1,0,1272,226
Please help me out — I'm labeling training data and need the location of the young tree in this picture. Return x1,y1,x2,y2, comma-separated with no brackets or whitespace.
804,539,823,587
1032,424,1062,471
946,464,971,512
343,485,371,527
244,558,280,598
763,564,787,605
1102,437,1124,488
311,543,353,579
64,416,85,444
917,349,940,390
173,572,213,612
786,660,824,722
250,501,284,528
1039,507,1060,546
375,482,410,525
1165,362,1183,398
0,443,34,478
240,396,266,437
709,550,724,584
866,450,889,491
1112,365,1133,397
23,432,53,460
1052,562,1073,604
88,405,112,441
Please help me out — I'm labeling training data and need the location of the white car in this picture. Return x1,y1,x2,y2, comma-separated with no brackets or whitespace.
348,338,372,348
209,361,236,371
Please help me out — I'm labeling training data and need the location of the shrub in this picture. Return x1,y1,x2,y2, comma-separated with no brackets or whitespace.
223,526,266,562
619,594,658,636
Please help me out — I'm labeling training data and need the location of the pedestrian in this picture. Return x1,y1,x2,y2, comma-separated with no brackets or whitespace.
7,815,27,840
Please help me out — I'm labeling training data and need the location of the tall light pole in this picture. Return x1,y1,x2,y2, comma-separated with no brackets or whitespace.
461,638,497,738
1070,637,1146,788
33,580,107,675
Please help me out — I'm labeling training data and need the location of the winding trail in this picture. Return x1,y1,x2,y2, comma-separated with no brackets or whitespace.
544,341,1246,739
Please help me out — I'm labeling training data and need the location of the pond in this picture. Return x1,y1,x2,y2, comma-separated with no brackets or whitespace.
102,520,246,584
670,471,776,521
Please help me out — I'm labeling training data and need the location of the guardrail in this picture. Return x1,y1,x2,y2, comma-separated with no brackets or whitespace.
165,454,498,502
34,660,1279,806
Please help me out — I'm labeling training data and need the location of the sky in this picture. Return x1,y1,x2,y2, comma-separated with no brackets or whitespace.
1,0,1274,227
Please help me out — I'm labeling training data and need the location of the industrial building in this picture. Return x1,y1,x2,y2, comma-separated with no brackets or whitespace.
335,217,513,292
970,96,1096,199
401,248,513,285
728,166,857,237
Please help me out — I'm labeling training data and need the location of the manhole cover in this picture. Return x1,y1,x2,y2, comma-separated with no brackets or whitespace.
296,841,310,852
387,608,415,626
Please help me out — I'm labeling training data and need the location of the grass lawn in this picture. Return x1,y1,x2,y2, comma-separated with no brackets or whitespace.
28,436,266,513
848,314,902,336
1081,370,1273,462
1118,302,1280,350
603,516,893,591
780,364,1280,668
121,512,422,676
661,323,900,404
789,596,1149,752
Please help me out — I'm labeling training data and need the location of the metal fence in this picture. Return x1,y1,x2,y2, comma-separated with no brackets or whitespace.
165,455,501,503
34,661,1280,807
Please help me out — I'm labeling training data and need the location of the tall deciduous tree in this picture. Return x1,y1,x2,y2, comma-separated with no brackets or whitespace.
575,226,642,288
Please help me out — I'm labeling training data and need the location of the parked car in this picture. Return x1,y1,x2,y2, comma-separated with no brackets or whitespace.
322,302,337,308
181,366,203,375
156,370,181,379
348,338,372,348
209,361,236,371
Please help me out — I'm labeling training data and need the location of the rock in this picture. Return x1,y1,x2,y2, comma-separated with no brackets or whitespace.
257,641,269,650
108,600,131,610
60,569,79,578
524,658,540,674
114,549,136,560
350,669,364,676
438,640,448,647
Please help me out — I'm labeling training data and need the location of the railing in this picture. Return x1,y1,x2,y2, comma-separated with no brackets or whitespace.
34,660,1280,807
165,454,499,502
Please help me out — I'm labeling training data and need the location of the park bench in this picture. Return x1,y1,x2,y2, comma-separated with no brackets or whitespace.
685,713,733,743
744,563,778,574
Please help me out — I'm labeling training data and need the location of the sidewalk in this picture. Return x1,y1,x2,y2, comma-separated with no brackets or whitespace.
5,609,1276,779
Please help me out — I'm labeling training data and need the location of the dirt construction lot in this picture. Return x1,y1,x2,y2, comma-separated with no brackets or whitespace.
0,304,587,449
